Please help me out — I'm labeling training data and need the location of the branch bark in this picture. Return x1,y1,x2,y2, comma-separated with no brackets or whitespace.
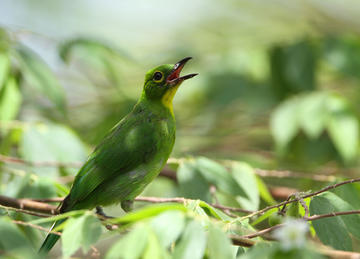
0,195,58,215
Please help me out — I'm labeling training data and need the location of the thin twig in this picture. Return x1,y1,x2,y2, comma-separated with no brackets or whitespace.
0,195,251,218
11,219,61,235
239,209,360,240
135,196,253,213
255,169,337,182
299,198,309,218
0,204,53,218
240,224,283,239
304,210,360,221
241,178,360,220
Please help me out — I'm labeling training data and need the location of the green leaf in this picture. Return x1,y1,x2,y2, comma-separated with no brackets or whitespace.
0,51,10,90
14,44,65,111
323,36,360,80
16,177,56,199
54,182,71,197
58,38,130,89
29,210,86,225
0,216,32,250
207,224,234,259
59,38,129,63
185,200,209,219
327,110,359,162
184,199,231,221
332,183,360,210
321,192,360,240
270,98,299,151
173,220,207,259
151,211,185,249
62,214,102,257
268,212,283,226
20,123,88,176
81,214,102,252
232,162,259,210
177,160,211,202
286,202,300,218
255,175,276,205
196,157,247,198
198,200,232,221
270,40,316,99
143,229,166,259
62,218,82,257
105,224,148,259
251,208,278,226
237,242,274,259
110,204,187,225
0,76,22,121
310,195,352,251
299,92,327,138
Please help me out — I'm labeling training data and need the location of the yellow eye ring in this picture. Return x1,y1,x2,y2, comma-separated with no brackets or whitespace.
153,71,164,82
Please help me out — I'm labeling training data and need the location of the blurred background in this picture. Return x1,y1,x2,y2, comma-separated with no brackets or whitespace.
1,0,360,199
2,0,360,255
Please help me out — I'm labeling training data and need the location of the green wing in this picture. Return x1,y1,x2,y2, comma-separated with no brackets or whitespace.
62,107,159,211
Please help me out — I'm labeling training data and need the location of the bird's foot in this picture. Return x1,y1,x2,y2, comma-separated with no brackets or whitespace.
121,200,134,212
95,206,113,219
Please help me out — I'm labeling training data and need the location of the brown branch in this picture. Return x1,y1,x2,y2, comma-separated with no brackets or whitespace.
304,210,360,221
0,195,58,215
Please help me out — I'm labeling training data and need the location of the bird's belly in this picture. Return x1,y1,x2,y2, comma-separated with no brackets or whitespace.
79,121,175,209
93,149,170,207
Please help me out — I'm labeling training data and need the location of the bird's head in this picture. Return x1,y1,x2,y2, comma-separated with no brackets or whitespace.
143,57,197,109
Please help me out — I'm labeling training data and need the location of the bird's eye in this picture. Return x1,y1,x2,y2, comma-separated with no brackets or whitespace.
153,71,163,82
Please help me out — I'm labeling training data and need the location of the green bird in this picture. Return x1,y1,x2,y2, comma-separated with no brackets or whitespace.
39,57,197,254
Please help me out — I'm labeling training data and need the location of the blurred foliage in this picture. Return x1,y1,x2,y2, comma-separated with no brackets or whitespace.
1,0,360,258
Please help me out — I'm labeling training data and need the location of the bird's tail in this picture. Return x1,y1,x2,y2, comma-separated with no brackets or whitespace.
38,218,66,254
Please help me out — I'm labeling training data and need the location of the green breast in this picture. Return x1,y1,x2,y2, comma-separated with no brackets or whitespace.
65,100,176,210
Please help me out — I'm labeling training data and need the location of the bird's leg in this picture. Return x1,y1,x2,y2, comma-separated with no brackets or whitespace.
121,200,134,212
95,206,113,219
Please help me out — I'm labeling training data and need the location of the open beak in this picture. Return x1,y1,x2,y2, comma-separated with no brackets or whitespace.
166,57,198,86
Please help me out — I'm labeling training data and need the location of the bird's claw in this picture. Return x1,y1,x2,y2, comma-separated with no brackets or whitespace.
121,200,134,212
96,206,113,219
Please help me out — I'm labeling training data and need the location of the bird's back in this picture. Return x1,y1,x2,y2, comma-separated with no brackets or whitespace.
61,100,176,211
